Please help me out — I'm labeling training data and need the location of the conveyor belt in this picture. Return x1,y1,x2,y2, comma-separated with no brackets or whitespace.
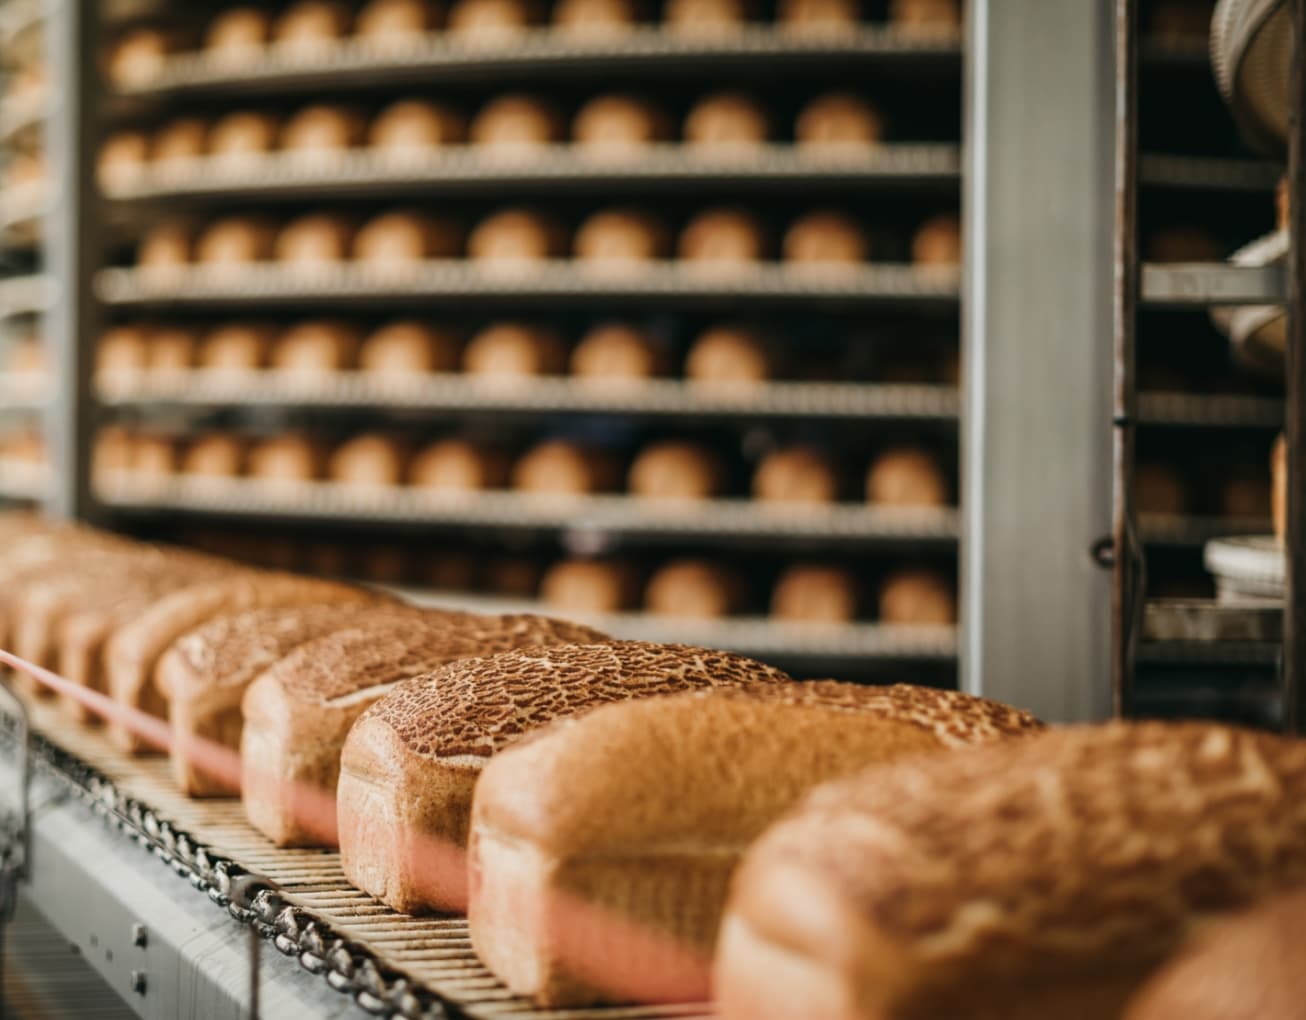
17,699,713,1020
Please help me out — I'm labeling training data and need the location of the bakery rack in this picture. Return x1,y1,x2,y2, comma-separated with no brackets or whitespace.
1114,0,1305,733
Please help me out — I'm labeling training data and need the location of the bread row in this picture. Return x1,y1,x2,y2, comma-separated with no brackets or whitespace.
109,0,962,89
92,427,953,507
134,206,960,271
100,91,891,184
1135,458,1272,519
6,515,1304,1017
2,334,46,378
95,319,960,386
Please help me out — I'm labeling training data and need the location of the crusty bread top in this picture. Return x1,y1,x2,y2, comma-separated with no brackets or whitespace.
751,681,1042,744
473,685,958,856
1123,887,1306,1020
364,640,791,760
729,722,1306,981
271,613,609,705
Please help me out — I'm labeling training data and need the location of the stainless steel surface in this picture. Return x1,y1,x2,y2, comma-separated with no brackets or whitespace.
962,0,1114,721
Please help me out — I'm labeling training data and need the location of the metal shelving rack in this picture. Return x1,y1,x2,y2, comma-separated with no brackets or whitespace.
1114,0,1305,734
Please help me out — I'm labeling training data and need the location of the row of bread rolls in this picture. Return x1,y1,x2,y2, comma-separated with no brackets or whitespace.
96,319,958,385
93,427,952,507
134,206,960,270
0,428,45,466
100,91,889,182
9,512,1304,1018
109,0,961,87
2,334,47,378
1135,458,1273,519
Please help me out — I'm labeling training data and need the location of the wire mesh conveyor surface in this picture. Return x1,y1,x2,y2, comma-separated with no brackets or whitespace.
19,699,713,1020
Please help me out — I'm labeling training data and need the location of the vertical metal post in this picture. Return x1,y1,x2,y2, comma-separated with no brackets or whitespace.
42,0,100,522
1284,0,1306,735
961,0,1116,721
1112,0,1140,719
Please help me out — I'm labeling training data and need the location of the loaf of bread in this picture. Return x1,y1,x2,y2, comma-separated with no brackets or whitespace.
248,433,326,484
1145,225,1221,264
888,0,961,34
369,99,467,151
151,119,209,169
778,0,859,32
409,439,508,491
685,325,773,384
879,567,955,625
137,219,193,272
754,446,838,504
1146,0,1215,43
715,721,1306,1020
644,559,742,617
469,681,1043,1005
359,321,460,375
241,612,606,845
771,564,858,622
181,432,247,477
783,212,869,265
866,447,948,506
678,209,767,266
208,111,280,161
683,93,768,148
5,336,46,379
1124,888,1306,1020
447,0,539,41
463,323,567,378
628,441,721,500
913,213,962,266
572,95,669,151
149,327,197,373
337,641,792,913
107,27,173,88
132,434,179,478
1135,461,1189,515
96,326,149,383
204,7,271,63
275,213,357,267
104,573,374,753
469,209,567,264
513,439,615,494
664,0,748,34
195,216,278,268
97,131,150,188
159,600,416,796
198,323,276,372
353,210,462,263
328,433,409,488
570,323,665,379
272,0,352,51
280,105,366,153
553,0,641,36
574,209,669,264
471,95,563,149
795,93,884,148
540,557,639,612
356,0,442,40
271,320,362,373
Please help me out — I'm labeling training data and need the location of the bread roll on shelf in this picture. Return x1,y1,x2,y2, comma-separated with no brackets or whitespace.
572,95,669,151
208,111,281,162
151,118,209,168
106,27,172,89
421,551,480,590
888,0,962,35
355,0,444,40
194,216,278,268
771,564,859,622
552,0,642,36
778,0,860,32
1218,469,1271,520
280,105,367,153
484,556,541,596
5,335,46,378
272,0,353,53
148,327,198,374
271,320,363,374
795,93,884,149
628,440,721,499
463,322,566,378
130,433,178,478
753,445,839,504
540,557,639,612
573,208,670,265
683,92,769,148
204,7,272,64
471,95,564,150
96,325,149,383
878,567,956,625
247,433,326,484
136,220,193,272
181,432,246,478
664,0,749,35
447,0,540,41
198,323,276,373
327,433,410,488
513,439,614,494
685,324,773,384
783,211,870,265
368,99,467,151
1144,225,1221,263
275,213,357,268
468,208,567,265
241,612,606,846
912,212,962,266
359,320,461,375
715,721,1306,1020
678,209,768,266
570,323,665,379
352,210,462,263
1124,887,1306,1020
409,438,509,491
644,558,743,617
338,640,791,912
96,130,150,188
469,682,1042,1006
866,446,948,506
1134,461,1189,515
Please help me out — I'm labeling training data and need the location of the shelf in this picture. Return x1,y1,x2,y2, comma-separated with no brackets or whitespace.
94,371,959,422
114,25,962,99
1136,392,1284,427
95,261,960,309
0,374,49,409
1138,154,1281,191
1141,262,1286,307
389,585,958,661
0,187,47,248
100,143,961,202
1140,512,1274,546
94,475,960,544
0,273,53,318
